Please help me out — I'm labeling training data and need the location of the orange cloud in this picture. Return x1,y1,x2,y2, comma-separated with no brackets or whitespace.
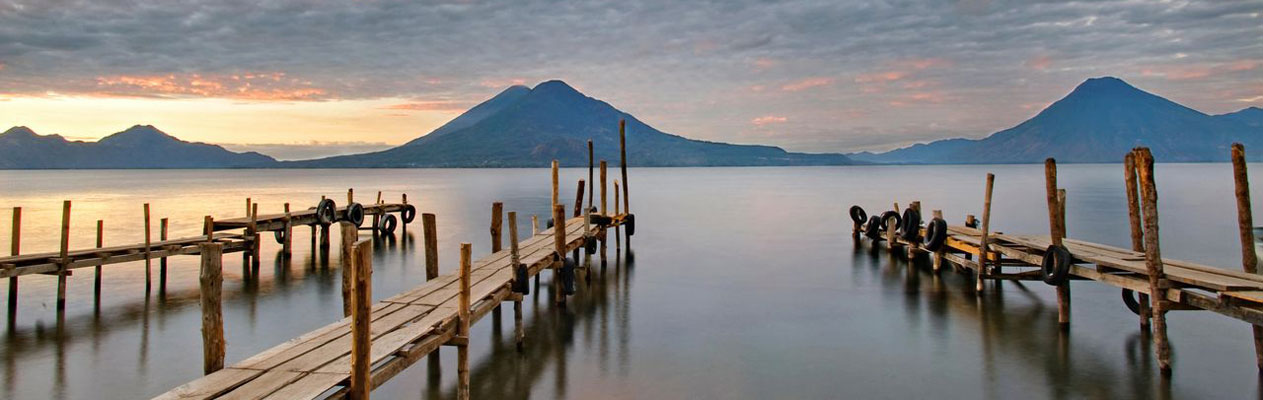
1141,60,1260,81
751,115,788,126
895,58,953,70
381,100,470,112
479,78,527,88
855,71,906,84
781,77,834,92
888,91,952,107
1026,54,1053,70
95,72,327,101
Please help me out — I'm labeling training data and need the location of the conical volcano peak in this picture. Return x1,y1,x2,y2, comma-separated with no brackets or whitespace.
530,80,585,98
1067,76,1145,97
3,126,37,137
100,125,182,145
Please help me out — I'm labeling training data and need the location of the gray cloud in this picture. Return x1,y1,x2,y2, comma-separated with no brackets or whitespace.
1,0,1260,152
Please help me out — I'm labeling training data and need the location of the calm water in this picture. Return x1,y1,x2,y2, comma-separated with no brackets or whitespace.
1,165,1261,399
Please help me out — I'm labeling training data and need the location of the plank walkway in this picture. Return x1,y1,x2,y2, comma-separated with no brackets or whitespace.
156,216,594,400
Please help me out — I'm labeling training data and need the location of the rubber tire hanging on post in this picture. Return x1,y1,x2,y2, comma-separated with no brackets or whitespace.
561,257,577,295
849,206,868,225
1041,244,1072,285
625,214,636,236
344,202,365,227
273,228,286,244
315,198,337,225
1121,289,1142,315
400,204,416,224
899,208,921,242
513,264,530,295
879,211,901,233
864,216,884,240
585,235,597,255
377,213,398,235
546,218,554,229
922,218,948,251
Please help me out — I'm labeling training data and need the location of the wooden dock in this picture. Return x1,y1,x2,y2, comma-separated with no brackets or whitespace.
851,145,1263,375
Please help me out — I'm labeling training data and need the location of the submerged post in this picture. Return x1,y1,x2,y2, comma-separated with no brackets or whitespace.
350,239,373,400
144,203,152,293
457,242,472,400
588,139,595,210
160,217,169,291
282,203,293,256
932,210,944,272
553,204,567,306
423,213,438,281
8,207,19,315
1135,147,1172,374
57,201,70,311
341,221,359,317
1124,153,1150,329
491,202,503,320
1045,159,1070,327
509,212,525,350
94,220,103,300
1230,143,1263,370
199,241,225,374
978,174,995,293
600,160,608,263
619,119,630,217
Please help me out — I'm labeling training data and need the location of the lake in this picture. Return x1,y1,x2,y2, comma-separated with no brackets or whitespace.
1,164,1260,399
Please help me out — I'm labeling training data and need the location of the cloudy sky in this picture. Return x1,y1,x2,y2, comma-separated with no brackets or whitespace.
1,0,1260,159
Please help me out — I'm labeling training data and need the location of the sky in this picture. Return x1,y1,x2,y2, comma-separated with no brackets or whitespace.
1,0,1260,160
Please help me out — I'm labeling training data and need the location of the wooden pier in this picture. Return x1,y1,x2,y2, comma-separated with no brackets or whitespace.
851,145,1263,375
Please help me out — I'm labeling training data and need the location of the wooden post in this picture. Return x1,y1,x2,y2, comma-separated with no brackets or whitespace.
94,220,103,299
457,243,472,400
1135,147,1172,374
573,180,586,218
423,213,438,280
600,160,608,263
491,202,503,320
553,204,567,305
349,239,373,400
531,215,539,236
932,210,944,272
159,217,169,290
199,242,225,374
250,203,260,269
282,203,292,256
401,193,409,228
552,160,560,207
588,140,595,209
1230,143,1263,370
509,212,525,350
144,203,152,293
978,174,994,293
1045,159,1070,326
1124,153,1150,329
8,207,19,314
56,201,70,311
619,119,630,217
615,180,621,250
341,222,358,317
885,203,898,252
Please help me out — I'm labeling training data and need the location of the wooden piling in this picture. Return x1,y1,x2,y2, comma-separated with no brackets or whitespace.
457,242,472,400
978,174,994,293
423,213,438,280
573,180,586,218
491,202,503,320
509,212,525,350
160,217,169,290
350,239,373,400
600,160,608,263
588,139,595,210
619,119,630,217
95,220,103,299
1045,159,1070,326
250,203,260,269
282,203,292,256
1230,143,1263,369
1135,147,1172,374
8,207,19,314
57,201,70,311
199,242,225,374
552,160,560,207
341,222,359,317
144,203,152,293
932,210,944,272
531,215,539,236
1124,152,1150,329
553,204,567,306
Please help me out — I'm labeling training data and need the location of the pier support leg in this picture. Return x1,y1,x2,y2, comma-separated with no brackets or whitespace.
553,204,567,307
1230,143,1263,370
57,201,71,311
532,215,540,287
1124,153,1151,330
199,242,225,375
1046,160,1071,327
456,243,472,400
341,222,358,318
320,224,330,251
144,203,152,294
509,212,526,351
600,160,608,265
491,202,503,322
350,239,372,400
619,119,631,245
8,207,20,317
978,175,995,294
1135,147,1173,375
94,220,102,302
160,218,168,293
282,203,292,257
932,210,944,272
423,213,438,281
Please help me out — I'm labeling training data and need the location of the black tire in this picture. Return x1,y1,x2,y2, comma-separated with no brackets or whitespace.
879,211,901,232
378,213,398,235
1122,289,1142,316
344,202,365,227
900,208,922,242
547,218,554,229
561,257,577,295
923,218,948,251
316,199,337,225
400,204,416,224
513,263,530,295
965,218,978,229
585,235,597,255
849,206,868,225
625,214,636,236
1041,244,1072,285
273,229,286,244
863,215,882,239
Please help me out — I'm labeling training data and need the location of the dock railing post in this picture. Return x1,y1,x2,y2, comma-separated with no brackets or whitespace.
341,221,359,317
160,217,169,292
509,212,525,350
1124,153,1150,330
619,119,630,229
144,203,152,293
199,241,225,375
56,201,71,311
491,202,503,321
1045,159,1070,327
250,203,260,270
978,174,995,293
614,181,621,250
350,239,373,400
1230,143,1263,370
457,242,472,400
553,204,567,306
8,207,20,316
600,160,608,264
1135,147,1173,375
282,203,293,256
931,210,944,271
552,160,560,208
94,220,103,301
423,213,438,281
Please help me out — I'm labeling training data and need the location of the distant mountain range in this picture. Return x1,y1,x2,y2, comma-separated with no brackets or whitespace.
849,77,1263,163
0,125,274,169
4,77,1261,168
284,80,852,167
